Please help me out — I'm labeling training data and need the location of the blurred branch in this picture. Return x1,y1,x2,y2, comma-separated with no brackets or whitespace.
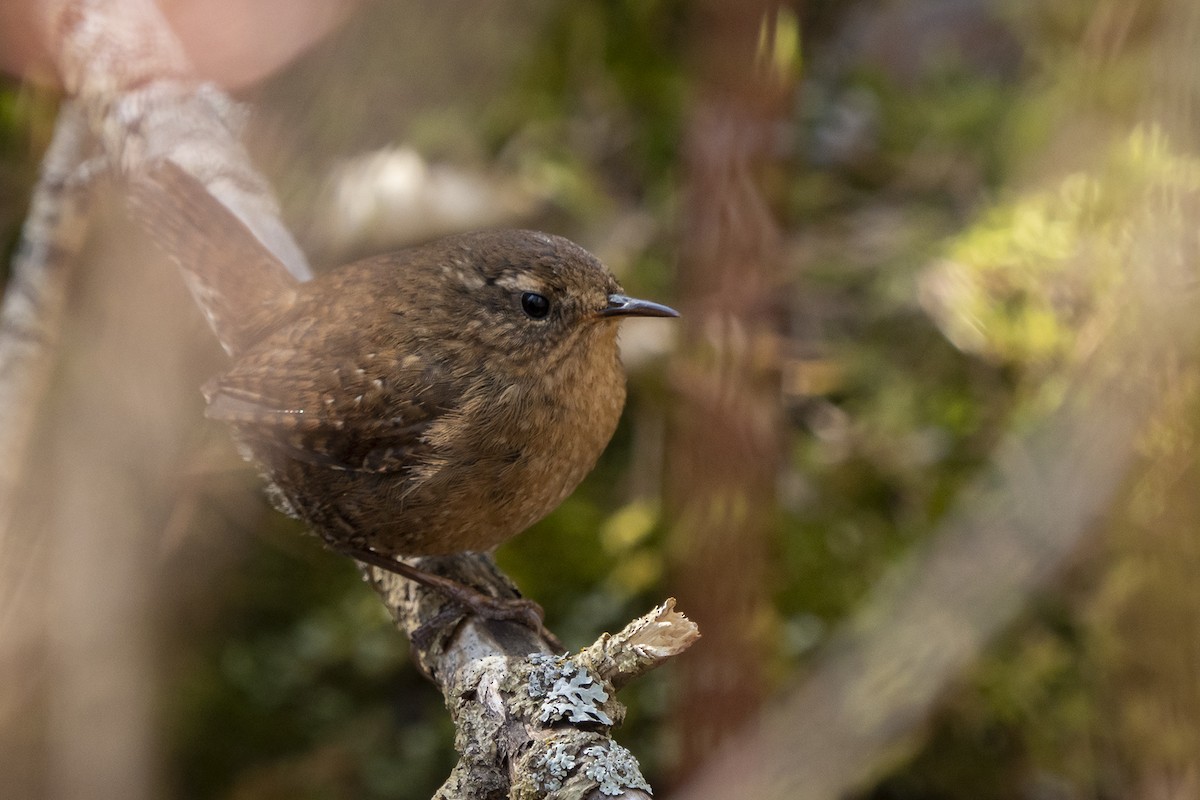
666,0,796,774
0,1,300,695
0,100,93,569
0,100,94,758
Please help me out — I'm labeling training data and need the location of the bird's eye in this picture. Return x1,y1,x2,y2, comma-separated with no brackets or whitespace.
520,292,551,319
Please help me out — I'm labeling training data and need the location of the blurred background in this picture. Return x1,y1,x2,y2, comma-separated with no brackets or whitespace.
3,0,1200,798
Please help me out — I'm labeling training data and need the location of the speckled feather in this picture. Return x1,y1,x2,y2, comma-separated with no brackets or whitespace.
141,164,643,557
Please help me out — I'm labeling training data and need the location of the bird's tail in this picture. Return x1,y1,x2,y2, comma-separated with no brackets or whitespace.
126,161,303,355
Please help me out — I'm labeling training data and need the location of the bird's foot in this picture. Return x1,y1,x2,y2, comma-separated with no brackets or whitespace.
340,545,559,648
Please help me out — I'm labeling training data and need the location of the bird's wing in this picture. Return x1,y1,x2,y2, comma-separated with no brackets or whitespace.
205,341,456,474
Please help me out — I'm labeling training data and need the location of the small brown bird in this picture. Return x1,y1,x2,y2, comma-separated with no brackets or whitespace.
135,163,677,622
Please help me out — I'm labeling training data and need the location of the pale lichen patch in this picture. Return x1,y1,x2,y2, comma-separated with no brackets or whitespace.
525,653,614,727
582,743,651,796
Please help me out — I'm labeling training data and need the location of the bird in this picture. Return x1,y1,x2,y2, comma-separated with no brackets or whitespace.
133,162,678,626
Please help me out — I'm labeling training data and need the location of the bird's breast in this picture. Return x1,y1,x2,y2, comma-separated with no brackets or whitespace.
429,337,627,548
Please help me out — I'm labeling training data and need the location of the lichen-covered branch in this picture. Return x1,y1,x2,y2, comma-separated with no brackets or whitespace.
366,555,698,798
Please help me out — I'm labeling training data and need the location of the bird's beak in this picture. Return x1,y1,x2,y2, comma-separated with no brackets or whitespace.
598,293,679,319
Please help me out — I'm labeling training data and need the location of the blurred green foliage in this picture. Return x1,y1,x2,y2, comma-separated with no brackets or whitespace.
163,530,456,800
484,0,687,211
927,128,1200,382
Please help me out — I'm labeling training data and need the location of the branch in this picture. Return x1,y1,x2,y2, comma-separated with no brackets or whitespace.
366,554,698,799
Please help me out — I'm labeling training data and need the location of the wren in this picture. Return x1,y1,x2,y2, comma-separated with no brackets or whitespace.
134,163,677,624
